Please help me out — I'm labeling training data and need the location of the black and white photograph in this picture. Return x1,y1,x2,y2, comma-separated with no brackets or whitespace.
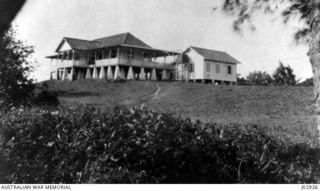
0,0,319,188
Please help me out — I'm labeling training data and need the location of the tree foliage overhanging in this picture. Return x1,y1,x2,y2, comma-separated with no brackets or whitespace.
0,27,59,110
0,27,35,108
222,0,317,43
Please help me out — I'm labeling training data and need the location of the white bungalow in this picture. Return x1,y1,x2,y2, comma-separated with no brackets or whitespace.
175,46,241,84
46,32,179,81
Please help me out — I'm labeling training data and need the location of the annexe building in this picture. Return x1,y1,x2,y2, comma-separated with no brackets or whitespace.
175,46,241,84
47,33,179,81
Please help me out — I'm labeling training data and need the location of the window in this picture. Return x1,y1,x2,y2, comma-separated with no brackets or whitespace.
216,64,220,73
102,50,108,59
182,54,189,63
104,50,110,59
97,51,103,60
227,65,232,74
143,52,148,58
111,49,117,58
74,53,80,60
189,63,194,72
143,52,151,61
206,63,211,73
90,52,95,61
127,50,134,60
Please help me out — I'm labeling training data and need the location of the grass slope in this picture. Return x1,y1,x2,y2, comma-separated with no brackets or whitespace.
45,80,317,144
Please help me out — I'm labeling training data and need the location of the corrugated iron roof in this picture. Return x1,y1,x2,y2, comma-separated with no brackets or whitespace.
56,33,152,52
94,32,151,48
64,37,99,50
189,46,240,64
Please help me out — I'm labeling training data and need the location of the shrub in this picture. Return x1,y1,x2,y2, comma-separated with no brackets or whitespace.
246,71,273,85
237,74,247,85
32,83,59,107
273,61,297,86
0,106,320,183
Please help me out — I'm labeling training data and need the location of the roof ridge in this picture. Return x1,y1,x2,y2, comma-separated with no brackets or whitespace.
93,32,128,42
64,37,92,42
189,45,240,64
122,32,130,44
190,45,226,54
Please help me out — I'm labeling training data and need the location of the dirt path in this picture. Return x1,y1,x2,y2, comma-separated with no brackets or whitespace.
140,82,161,109
152,83,161,100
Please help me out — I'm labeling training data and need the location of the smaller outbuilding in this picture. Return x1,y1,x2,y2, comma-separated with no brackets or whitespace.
175,46,241,84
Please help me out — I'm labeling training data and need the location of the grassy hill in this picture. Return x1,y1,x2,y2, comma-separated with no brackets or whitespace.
44,80,317,144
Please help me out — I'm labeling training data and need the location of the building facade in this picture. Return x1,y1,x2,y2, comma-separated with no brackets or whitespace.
47,33,179,81
175,46,240,84
47,33,240,84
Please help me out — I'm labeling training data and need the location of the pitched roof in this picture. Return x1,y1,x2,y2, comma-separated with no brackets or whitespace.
64,37,99,50
189,46,240,64
55,33,151,52
93,32,151,48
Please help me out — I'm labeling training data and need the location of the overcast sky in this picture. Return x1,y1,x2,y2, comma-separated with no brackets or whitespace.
12,0,311,82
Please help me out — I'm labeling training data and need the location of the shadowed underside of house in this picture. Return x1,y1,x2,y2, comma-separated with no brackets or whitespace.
46,32,179,81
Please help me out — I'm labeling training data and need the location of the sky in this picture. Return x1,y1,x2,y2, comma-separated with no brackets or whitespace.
12,0,311,82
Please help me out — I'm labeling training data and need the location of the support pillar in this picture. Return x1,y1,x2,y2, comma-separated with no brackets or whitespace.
109,49,112,64
107,66,113,80
92,66,98,79
77,69,82,80
56,69,59,80
70,67,74,81
114,65,125,80
127,66,135,80
62,68,67,80
139,67,146,80
117,48,120,64
85,68,91,79
162,69,168,80
99,67,106,79
120,67,125,79
151,68,157,80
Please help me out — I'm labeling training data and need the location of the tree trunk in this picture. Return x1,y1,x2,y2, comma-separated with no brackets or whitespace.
309,10,320,137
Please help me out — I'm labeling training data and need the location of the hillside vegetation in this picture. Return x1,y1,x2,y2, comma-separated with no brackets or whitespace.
1,106,320,183
45,80,317,145
1,80,319,183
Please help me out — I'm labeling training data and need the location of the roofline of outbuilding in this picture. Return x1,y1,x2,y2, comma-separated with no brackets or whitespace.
187,46,241,64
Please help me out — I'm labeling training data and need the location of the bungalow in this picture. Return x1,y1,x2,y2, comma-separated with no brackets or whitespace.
175,46,241,84
47,33,241,84
46,32,179,81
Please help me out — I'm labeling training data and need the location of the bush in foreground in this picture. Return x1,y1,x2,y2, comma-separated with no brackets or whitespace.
0,105,319,183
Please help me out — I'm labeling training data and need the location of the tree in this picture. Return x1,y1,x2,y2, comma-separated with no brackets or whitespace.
246,71,273,85
237,73,247,85
0,27,35,109
273,61,297,86
221,0,320,136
